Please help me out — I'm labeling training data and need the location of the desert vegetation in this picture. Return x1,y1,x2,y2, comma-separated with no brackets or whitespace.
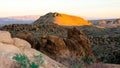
1,23,120,66
0,13,120,68
12,54,44,68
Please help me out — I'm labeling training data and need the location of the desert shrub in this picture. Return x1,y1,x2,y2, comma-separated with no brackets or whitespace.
102,47,120,64
91,37,120,64
74,64,82,68
33,54,44,66
12,54,44,68
83,55,94,64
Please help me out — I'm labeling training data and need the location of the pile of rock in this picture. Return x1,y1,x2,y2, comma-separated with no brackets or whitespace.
0,30,66,68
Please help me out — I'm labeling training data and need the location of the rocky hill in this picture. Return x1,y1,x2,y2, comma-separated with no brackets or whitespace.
90,18,120,28
0,25,96,68
34,12,92,26
0,12,120,67
0,15,40,25
1,26,120,68
1,24,120,65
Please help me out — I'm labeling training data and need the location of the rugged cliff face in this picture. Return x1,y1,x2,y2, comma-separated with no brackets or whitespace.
34,12,92,26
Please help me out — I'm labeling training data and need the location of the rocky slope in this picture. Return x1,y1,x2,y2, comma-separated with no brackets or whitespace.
0,30,66,68
1,24,120,65
0,29,120,68
1,26,95,67
0,12,120,67
34,12,92,26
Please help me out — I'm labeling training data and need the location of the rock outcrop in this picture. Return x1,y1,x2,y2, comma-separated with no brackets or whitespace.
97,19,120,28
39,35,69,58
116,18,120,24
13,38,31,48
66,28,95,60
38,28,95,68
0,31,13,44
0,30,66,68
0,29,120,68
34,12,92,26
15,31,36,48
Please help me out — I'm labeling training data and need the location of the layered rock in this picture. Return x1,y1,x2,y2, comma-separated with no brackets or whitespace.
34,12,92,26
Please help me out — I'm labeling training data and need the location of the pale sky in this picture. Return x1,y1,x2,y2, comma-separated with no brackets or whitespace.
0,0,120,18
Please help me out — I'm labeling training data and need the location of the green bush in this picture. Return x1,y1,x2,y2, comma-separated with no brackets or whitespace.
83,56,94,64
74,64,82,68
12,54,44,68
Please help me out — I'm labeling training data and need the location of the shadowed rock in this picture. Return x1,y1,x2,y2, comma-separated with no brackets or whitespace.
66,28,95,59
38,28,95,68
39,35,69,58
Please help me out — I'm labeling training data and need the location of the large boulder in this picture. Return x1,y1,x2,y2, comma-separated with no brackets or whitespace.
0,31,13,44
13,38,31,48
0,30,67,68
23,48,66,68
0,42,66,68
15,31,36,48
0,42,22,68
39,35,69,58
0,57,20,68
0,42,21,58
39,35,74,67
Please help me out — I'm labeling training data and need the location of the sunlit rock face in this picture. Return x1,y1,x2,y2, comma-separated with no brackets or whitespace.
99,20,107,25
116,18,120,24
54,13,92,26
34,12,92,26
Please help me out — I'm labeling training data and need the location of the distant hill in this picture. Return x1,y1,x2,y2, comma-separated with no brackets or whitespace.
0,15,40,25
89,18,120,28
34,12,92,26
9,15,40,20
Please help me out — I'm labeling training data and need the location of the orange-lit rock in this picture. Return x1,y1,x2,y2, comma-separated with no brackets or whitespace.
34,12,92,26
99,20,106,25
54,13,92,26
